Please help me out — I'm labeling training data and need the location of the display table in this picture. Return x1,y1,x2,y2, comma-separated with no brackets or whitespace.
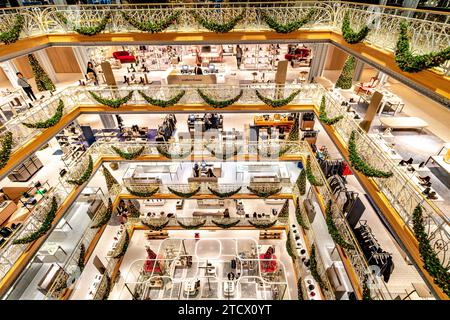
368,133,403,161
379,117,428,131
123,164,180,183
253,115,294,127
167,70,217,85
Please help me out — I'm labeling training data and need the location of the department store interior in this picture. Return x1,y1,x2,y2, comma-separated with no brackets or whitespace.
0,2,449,303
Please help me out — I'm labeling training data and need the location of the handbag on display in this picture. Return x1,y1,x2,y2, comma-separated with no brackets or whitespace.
0,227,13,237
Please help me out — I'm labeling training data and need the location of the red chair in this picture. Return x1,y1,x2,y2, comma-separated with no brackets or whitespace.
112,51,136,63
355,76,379,95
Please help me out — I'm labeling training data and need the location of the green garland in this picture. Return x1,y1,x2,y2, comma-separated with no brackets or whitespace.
261,9,315,34
278,200,289,218
246,186,282,198
212,218,241,229
57,12,111,36
248,219,278,229
121,11,180,33
67,155,94,185
255,89,301,108
111,146,144,160
297,278,305,300
167,186,201,198
205,144,241,160
138,90,185,107
112,232,130,259
362,275,372,300
296,169,307,195
13,197,58,244
287,114,300,141
22,100,64,129
395,21,450,73
156,144,192,160
309,244,328,291
325,200,354,250
318,96,343,126
286,237,296,261
197,89,243,108
412,205,450,297
141,218,169,231
77,243,86,272
341,11,370,44
295,201,309,230
102,274,112,300
305,157,323,186
91,199,113,229
192,11,244,33
177,218,206,229
207,186,241,198
125,186,159,198
258,144,292,158
28,54,56,92
0,132,13,170
0,14,25,44
335,56,355,90
102,164,119,193
348,131,393,178
89,91,134,108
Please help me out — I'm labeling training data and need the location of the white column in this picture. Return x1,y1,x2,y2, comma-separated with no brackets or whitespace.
34,50,58,84
72,47,90,77
0,61,20,89
100,114,117,129
307,43,328,82
353,58,365,82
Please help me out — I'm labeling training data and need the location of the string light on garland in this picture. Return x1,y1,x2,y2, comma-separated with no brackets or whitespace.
22,100,64,129
207,185,242,198
255,89,301,108
121,11,180,33
309,244,328,291
211,218,241,229
348,131,393,178
318,96,343,125
102,164,119,193
261,9,315,34
295,200,309,230
305,156,323,186
28,54,56,92
341,11,370,44
77,243,86,272
335,56,355,90
325,200,354,250
197,89,243,108
67,155,94,185
0,14,25,44
126,186,159,198
167,185,201,198
296,169,307,195
91,199,113,229
0,132,13,170
191,10,245,33
248,219,278,229
57,11,111,36
246,186,282,198
141,218,169,231
156,144,192,160
177,218,206,229
138,90,185,107
89,91,134,108
111,145,144,160
395,21,450,73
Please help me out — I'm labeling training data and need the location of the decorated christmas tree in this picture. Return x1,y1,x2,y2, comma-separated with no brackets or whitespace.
278,199,289,218
27,54,55,92
296,169,307,195
102,164,119,193
287,113,299,141
335,56,355,90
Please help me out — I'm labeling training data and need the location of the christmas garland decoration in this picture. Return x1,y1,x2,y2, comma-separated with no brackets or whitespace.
56,12,111,36
287,114,300,141
296,169,307,195
278,200,289,218
91,199,113,229
348,131,393,178
88,91,134,108
141,218,169,231
111,146,145,160
197,89,243,108
177,218,206,229
257,144,292,158
261,9,315,34
335,56,355,90
77,243,86,272
318,96,343,126
295,201,309,230
0,14,25,44
125,186,159,198
297,278,305,300
246,186,282,198
28,54,55,92
156,144,192,160
67,155,94,185
248,219,278,229
138,90,185,108
0,132,13,170
205,144,241,160
341,11,370,44
305,157,324,186
102,274,112,300
121,11,180,33
167,185,201,198
191,10,244,33
13,197,58,244
325,200,354,250
362,275,372,300
412,204,450,297
128,201,141,218
395,21,450,73
286,238,296,261
309,244,328,291
22,99,64,129
211,218,241,229
102,164,119,193
207,186,242,198
112,232,130,259
255,89,301,108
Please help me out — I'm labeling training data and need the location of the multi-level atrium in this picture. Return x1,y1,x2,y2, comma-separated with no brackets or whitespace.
0,1,448,303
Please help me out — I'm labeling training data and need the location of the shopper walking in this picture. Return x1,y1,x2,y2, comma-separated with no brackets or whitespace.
16,72,37,101
236,45,243,69
86,62,99,85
